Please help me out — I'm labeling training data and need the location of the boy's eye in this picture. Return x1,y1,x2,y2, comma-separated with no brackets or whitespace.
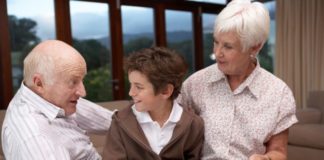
136,86,143,90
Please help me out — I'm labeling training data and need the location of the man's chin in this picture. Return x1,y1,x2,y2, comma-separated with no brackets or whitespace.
65,105,77,116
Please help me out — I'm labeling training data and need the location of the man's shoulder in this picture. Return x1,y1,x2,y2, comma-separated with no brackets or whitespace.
4,100,44,139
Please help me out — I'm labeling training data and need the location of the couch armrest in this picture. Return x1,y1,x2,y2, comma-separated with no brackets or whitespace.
296,108,321,124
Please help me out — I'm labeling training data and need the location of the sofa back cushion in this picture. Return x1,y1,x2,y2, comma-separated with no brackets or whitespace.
307,91,324,123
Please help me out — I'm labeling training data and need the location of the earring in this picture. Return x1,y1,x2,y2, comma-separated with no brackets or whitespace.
250,54,254,58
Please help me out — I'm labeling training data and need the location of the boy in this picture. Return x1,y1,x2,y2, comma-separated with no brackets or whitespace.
102,47,204,159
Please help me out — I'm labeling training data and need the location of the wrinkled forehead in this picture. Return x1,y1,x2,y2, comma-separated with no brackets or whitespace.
52,53,87,78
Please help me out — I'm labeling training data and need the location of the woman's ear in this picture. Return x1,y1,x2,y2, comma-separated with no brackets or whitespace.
161,84,174,99
250,43,262,56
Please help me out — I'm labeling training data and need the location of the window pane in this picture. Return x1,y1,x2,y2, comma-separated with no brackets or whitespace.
166,10,195,74
203,13,217,67
7,0,55,92
70,0,112,102
259,1,275,73
122,6,154,98
187,0,226,5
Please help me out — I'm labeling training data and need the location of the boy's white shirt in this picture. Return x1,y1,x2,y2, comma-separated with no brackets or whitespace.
131,101,183,154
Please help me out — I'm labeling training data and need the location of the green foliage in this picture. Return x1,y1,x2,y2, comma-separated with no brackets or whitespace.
73,39,110,71
167,40,195,74
83,65,113,102
8,15,40,92
9,15,40,66
72,39,113,101
203,33,215,67
258,41,274,73
9,15,40,52
123,37,153,55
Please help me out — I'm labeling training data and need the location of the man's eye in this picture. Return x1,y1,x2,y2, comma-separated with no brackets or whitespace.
69,80,78,86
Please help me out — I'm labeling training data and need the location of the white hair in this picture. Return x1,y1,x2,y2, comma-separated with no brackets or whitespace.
214,0,270,52
23,50,55,86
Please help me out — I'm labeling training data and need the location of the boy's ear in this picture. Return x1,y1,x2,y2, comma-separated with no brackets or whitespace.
161,84,174,99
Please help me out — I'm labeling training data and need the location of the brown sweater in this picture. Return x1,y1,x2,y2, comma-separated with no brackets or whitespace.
102,105,204,160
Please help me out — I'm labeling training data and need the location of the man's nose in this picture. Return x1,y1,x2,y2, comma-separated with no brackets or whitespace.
76,83,86,97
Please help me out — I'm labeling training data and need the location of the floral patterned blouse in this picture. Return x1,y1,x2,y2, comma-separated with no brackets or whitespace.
177,62,298,159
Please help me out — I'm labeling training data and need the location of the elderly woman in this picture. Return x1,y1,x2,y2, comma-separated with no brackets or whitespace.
177,0,298,160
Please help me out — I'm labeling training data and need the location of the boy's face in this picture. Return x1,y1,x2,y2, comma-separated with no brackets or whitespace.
128,70,166,112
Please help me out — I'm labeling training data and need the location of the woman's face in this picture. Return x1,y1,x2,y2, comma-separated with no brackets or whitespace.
213,31,252,76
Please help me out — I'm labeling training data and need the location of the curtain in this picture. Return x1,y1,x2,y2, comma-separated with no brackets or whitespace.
275,0,324,108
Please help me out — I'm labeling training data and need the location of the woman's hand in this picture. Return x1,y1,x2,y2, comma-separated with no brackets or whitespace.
249,154,271,160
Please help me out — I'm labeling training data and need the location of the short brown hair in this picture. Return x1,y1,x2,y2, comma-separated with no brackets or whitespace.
124,47,188,100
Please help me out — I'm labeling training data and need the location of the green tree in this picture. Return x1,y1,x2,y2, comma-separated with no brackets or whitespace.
9,15,40,64
83,65,113,101
9,15,40,51
72,39,113,101
168,40,194,74
123,37,153,55
203,33,215,67
258,41,273,73
73,39,110,71
9,15,40,92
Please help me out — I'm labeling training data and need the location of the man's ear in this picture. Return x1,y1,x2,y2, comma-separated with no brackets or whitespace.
160,84,174,99
32,73,45,93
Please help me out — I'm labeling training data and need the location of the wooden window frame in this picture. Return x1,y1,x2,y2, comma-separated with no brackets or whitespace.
0,0,225,108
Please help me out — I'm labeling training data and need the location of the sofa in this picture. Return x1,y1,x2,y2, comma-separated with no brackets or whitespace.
288,91,324,160
0,100,131,160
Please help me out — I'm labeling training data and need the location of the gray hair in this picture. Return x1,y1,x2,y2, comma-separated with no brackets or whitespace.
214,0,270,52
23,50,55,86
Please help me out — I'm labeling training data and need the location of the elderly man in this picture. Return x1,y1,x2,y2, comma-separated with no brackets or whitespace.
2,40,113,160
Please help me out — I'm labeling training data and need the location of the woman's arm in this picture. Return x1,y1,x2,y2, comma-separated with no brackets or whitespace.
249,129,289,160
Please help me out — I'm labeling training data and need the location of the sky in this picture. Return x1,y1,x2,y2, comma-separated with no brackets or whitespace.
7,0,275,41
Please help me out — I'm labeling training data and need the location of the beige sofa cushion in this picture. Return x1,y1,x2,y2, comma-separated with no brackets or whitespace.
295,108,321,124
289,124,324,150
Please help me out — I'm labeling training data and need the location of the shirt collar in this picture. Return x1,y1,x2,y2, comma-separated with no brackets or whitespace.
20,83,65,120
206,64,226,83
233,60,262,99
132,100,183,124
207,60,262,99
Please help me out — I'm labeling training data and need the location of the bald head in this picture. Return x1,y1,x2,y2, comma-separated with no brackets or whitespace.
23,40,86,87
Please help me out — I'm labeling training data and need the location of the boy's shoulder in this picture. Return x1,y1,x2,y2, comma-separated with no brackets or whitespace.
181,106,204,129
112,104,135,120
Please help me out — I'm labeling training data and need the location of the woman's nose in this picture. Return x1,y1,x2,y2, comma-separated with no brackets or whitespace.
214,45,223,59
